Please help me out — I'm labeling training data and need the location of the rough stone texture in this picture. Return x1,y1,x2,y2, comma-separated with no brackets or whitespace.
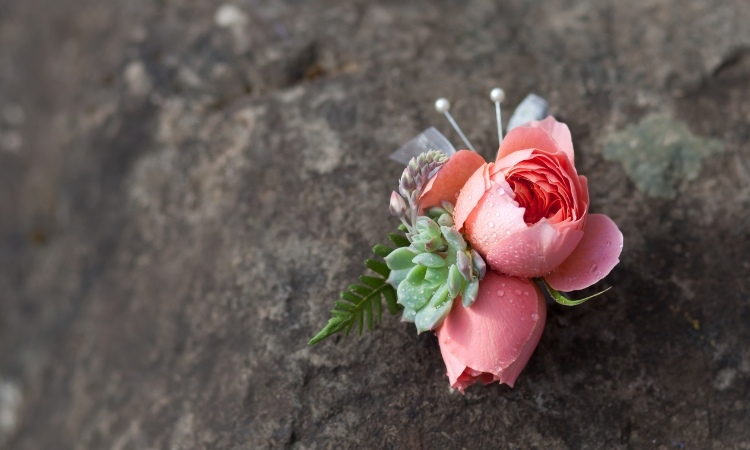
1,0,749,448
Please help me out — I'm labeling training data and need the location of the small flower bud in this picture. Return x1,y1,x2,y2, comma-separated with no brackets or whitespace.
456,251,472,281
389,191,408,218
470,249,487,280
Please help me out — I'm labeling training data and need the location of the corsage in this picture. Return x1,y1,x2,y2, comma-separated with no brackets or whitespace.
310,89,623,392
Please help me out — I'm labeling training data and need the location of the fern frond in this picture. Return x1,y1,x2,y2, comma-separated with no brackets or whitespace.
309,236,406,345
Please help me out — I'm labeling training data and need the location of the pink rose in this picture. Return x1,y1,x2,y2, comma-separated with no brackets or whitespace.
437,272,546,392
423,116,623,292
420,116,623,391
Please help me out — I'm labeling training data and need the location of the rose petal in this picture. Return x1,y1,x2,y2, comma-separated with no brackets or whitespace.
526,116,575,164
544,214,623,291
462,180,527,256
496,126,565,162
438,343,473,391
453,163,491,231
438,272,546,391
489,292,547,386
420,150,486,209
486,218,584,278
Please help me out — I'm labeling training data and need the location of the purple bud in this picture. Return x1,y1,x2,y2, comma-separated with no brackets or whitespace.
389,191,408,217
456,251,472,281
470,249,487,280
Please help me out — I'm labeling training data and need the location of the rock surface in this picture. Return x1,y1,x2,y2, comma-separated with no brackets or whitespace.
1,0,750,448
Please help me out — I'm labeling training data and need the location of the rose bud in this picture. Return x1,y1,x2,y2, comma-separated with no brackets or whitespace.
420,116,623,292
437,271,546,392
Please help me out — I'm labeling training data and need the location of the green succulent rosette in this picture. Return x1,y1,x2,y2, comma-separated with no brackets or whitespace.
385,210,485,333
309,150,486,344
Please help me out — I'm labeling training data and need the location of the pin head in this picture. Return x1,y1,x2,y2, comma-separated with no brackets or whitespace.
434,98,451,113
490,88,505,103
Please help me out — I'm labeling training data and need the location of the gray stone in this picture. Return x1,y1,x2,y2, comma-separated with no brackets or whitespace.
1,0,749,449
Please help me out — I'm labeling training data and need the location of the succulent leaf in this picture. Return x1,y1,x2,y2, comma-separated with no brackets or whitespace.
412,252,446,268
461,279,480,308
405,265,428,284
397,278,436,310
385,247,419,270
424,266,449,285
415,285,453,333
437,213,454,227
447,264,463,298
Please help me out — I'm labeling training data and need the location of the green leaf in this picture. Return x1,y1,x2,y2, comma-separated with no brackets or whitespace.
365,259,390,277
374,291,383,321
412,252,446,268
348,284,372,296
461,279,479,308
447,264,463,299
388,233,411,248
334,301,355,311
397,278,434,310
364,298,373,331
360,275,384,288
340,291,361,303
383,285,399,314
332,310,350,319
308,319,349,345
372,244,394,257
384,247,418,270
405,265,428,283
538,278,611,306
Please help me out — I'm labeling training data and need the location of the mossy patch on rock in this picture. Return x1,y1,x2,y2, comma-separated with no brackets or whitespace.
603,114,725,199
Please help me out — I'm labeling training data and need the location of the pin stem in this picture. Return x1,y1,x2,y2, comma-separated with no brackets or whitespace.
443,111,476,152
489,88,505,147
495,101,503,145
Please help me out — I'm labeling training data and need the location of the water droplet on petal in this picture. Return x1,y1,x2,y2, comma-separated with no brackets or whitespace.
606,239,611,247
497,290,504,297
489,222,494,228
505,230,511,235
523,291,529,296
589,264,598,273
515,289,521,295
531,313,539,322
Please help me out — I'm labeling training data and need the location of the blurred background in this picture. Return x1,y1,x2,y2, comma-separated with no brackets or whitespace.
0,0,749,448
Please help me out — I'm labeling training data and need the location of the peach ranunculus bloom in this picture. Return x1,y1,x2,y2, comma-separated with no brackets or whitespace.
420,116,623,390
